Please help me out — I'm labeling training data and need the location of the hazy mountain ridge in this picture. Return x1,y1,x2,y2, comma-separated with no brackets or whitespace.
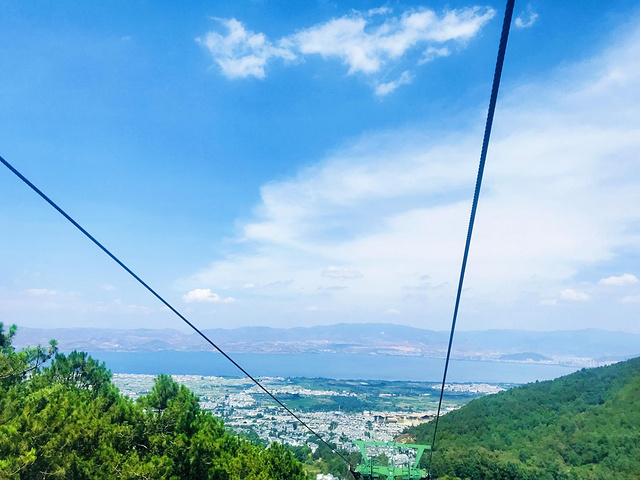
12,323,640,367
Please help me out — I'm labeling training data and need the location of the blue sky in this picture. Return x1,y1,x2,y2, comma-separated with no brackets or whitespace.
1,0,640,333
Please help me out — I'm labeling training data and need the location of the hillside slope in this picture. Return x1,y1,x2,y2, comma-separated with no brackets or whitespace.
408,357,640,480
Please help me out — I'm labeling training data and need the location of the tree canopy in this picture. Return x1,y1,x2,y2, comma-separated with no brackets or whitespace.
408,357,640,480
0,323,306,480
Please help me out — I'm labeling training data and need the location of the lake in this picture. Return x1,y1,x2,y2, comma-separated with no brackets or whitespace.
90,351,579,384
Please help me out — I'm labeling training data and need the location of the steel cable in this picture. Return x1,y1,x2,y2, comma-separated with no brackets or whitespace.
0,154,353,468
427,0,516,476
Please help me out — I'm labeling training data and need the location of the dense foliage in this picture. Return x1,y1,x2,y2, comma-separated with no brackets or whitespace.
408,357,640,480
307,441,361,479
0,324,306,480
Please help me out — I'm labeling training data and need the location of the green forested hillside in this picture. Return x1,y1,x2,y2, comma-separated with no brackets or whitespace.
409,357,640,480
0,324,305,480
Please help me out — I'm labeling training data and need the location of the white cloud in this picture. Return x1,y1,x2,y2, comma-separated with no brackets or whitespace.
598,273,639,286
539,299,557,306
621,295,640,304
1,288,157,317
113,299,153,314
420,46,451,64
318,285,349,292
199,6,495,93
386,308,401,315
367,7,393,17
26,288,58,296
187,22,640,330
293,7,493,75
321,266,364,280
182,288,235,303
515,5,538,29
375,70,414,96
265,279,294,288
196,18,295,79
243,282,256,289
306,305,319,312
560,289,590,302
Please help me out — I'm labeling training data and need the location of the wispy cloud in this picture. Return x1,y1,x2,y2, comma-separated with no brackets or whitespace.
292,7,493,74
318,285,349,292
198,6,495,94
560,289,590,302
1,288,155,317
375,70,414,96
621,295,640,304
367,7,393,17
539,299,557,306
187,22,640,330
265,279,294,288
598,273,639,286
112,299,154,314
196,18,295,79
420,46,451,64
515,4,539,29
26,288,59,296
321,266,364,280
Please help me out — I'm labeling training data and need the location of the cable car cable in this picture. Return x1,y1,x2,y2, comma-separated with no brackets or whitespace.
426,0,515,475
2,0,516,473
0,154,352,468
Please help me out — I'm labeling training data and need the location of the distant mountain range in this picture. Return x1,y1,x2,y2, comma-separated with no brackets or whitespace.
12,323,640,367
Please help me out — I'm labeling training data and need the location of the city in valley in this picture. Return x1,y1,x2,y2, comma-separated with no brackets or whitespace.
113,374,509,453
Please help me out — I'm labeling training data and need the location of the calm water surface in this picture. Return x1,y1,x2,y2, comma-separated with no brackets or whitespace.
91,351,578,383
